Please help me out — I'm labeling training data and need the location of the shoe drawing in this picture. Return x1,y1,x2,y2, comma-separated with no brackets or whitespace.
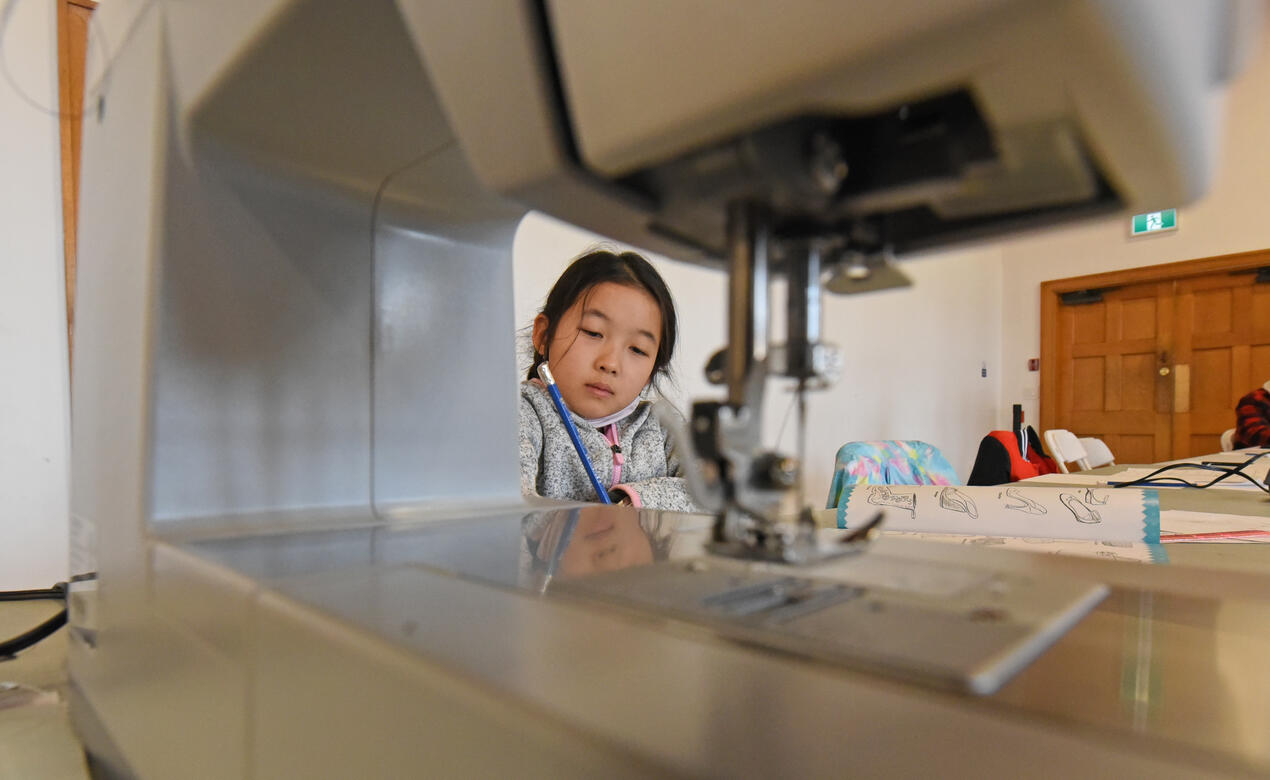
938,486,978,519
867,485,916,518
1003,487,1047,515
1060,492,1101,524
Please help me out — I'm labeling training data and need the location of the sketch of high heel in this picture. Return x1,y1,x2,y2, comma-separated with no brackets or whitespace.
938,486,978,519
1003,486,1047,515
1084,488,1108,506
1060,492,1101,524
867,485,916,518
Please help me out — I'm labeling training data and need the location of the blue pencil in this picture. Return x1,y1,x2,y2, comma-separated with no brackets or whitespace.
537,364,611,504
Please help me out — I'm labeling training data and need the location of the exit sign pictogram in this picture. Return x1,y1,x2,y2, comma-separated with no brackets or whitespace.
1131,209,1177,236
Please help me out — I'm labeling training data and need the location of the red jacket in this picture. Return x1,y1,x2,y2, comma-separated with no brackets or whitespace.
967,427,1059,485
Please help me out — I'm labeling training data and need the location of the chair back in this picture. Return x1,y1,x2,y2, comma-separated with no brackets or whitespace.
1043,429,1090,473
1078,437,1115,468
1221,428,1237,452
825,440,957,508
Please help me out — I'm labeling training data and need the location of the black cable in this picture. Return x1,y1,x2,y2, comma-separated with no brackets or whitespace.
0,609,68,660
0,583,67,602
0,582,69,660
1109,451,1270,493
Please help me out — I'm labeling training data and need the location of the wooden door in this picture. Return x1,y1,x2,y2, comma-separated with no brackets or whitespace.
1042,249,1270,462
1172,271,1270,454
1054,281,1173,463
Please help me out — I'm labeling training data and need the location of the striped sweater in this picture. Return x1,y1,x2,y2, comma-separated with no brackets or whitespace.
518,381,699,512
1234,384,1270,448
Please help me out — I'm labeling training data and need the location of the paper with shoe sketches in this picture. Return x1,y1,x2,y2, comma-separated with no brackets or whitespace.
836,485,1160,543
882,531,1164,563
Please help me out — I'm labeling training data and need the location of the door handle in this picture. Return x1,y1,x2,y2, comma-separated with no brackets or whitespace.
1158,366,1170,376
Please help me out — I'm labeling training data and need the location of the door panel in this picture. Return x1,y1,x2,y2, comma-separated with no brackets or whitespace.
1120,352,1156,410
1254,291,1270,330
1116,435,1158,465
1071,357,1104,409
1253,344,1270,383
1054,282,1173,462
1173,272,1270,456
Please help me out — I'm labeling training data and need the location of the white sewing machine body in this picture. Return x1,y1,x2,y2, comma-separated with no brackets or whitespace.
68,1,1270,776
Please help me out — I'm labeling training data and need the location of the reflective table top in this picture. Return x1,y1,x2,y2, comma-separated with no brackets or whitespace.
181,503,1270,774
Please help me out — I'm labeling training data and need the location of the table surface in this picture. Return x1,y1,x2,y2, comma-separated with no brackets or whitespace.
0,600,91,779
1069,455,1270,573
6,452,1270,778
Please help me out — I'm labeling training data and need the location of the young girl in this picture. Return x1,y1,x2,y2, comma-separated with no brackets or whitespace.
520,249,698,512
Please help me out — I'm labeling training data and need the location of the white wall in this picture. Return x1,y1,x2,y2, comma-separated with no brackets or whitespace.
514,213,1003,503
0,1,72,588
809,244,1003,487
1000,12,1270,428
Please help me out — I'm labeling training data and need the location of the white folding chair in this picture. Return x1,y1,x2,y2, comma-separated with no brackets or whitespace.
1043,429,1089,473
1078,437,1115,468
1221,428,1237,452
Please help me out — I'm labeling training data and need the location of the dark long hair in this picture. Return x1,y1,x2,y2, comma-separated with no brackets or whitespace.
528,249,678,386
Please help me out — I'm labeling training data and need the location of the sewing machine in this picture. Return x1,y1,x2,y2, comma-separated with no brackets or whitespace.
68,1,1270,777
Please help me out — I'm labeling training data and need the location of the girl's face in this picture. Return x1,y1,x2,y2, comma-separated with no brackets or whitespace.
533,281,662,419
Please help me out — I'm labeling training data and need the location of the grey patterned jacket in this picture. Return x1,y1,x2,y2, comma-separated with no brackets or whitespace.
519,381,699,512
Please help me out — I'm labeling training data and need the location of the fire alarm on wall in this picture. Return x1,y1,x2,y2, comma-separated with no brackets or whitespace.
1027,358,1040,371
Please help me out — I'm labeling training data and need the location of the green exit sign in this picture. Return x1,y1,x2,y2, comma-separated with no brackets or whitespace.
1131,208,1177,236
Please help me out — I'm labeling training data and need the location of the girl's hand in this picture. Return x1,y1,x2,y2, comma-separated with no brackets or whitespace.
608,488,632,506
